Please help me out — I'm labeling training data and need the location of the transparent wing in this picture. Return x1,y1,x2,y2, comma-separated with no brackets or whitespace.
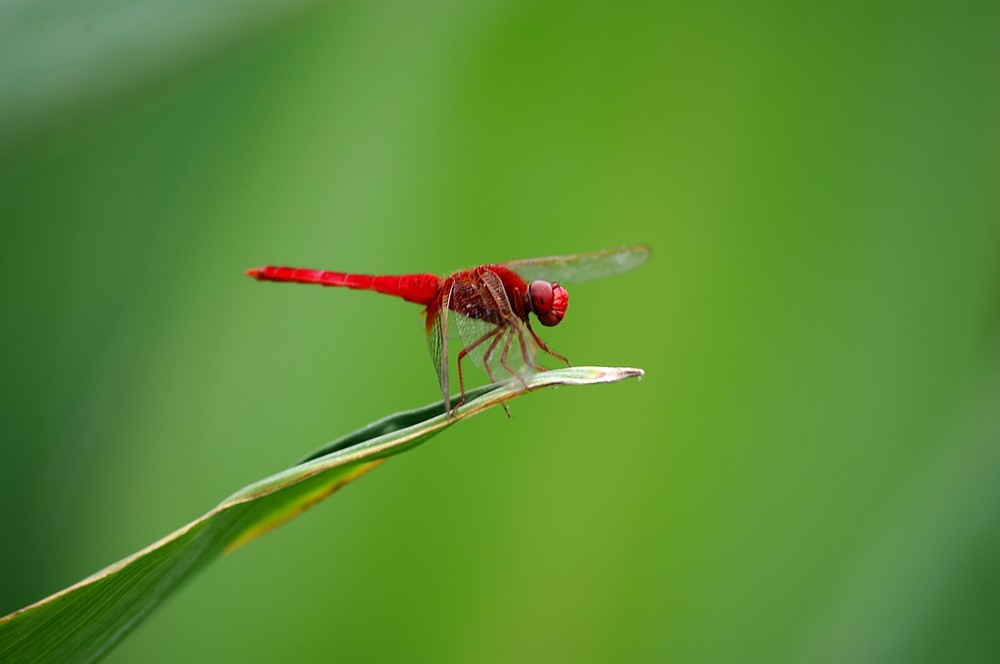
451,271,541,388
502,244,650,284
453,313,506,380
424,285,451,410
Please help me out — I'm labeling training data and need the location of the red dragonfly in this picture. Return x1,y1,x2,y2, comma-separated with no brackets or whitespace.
247,245,649,413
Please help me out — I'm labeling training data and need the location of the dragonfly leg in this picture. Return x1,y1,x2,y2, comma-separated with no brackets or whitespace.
481,329,506,383
483,328,513,417
455,327,502,411
516,326,546,372
483,327,510,418
499,329,530,391
526,320,571,367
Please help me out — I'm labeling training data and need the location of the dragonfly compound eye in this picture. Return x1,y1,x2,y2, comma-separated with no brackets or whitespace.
530,280,568,327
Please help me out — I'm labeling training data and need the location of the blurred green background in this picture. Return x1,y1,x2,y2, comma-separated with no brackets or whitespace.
2,0,999,661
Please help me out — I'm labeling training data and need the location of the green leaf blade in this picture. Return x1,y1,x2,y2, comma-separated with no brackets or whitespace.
0,366,643,663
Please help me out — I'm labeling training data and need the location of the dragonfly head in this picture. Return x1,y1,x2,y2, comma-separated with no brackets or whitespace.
528,280,569,327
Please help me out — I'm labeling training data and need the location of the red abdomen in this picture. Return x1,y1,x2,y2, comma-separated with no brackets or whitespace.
247,266,443,305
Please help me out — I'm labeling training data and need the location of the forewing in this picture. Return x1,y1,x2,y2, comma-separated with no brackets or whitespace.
503,244,650,284
451,271,539,383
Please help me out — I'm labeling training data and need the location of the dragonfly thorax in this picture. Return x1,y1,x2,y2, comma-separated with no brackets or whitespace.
528,280,568,327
